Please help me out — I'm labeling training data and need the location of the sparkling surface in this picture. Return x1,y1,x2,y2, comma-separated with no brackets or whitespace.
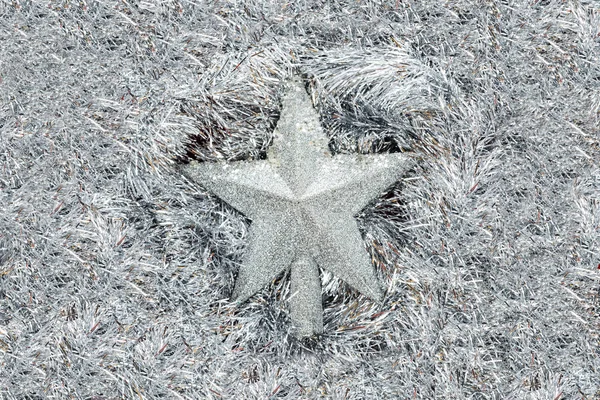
183,77,411,337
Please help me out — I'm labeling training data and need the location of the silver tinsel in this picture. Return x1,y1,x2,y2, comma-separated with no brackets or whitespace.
0,0,599,398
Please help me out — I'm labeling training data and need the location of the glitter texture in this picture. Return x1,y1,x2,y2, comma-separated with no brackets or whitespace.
182,78,411,336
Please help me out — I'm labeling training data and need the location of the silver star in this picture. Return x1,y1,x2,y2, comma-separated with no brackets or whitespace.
183,77,411,337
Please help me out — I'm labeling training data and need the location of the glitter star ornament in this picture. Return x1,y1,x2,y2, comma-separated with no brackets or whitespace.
183,77,411,337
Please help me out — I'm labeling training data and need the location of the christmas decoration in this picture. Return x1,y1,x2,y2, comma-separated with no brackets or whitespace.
183,77,411,336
